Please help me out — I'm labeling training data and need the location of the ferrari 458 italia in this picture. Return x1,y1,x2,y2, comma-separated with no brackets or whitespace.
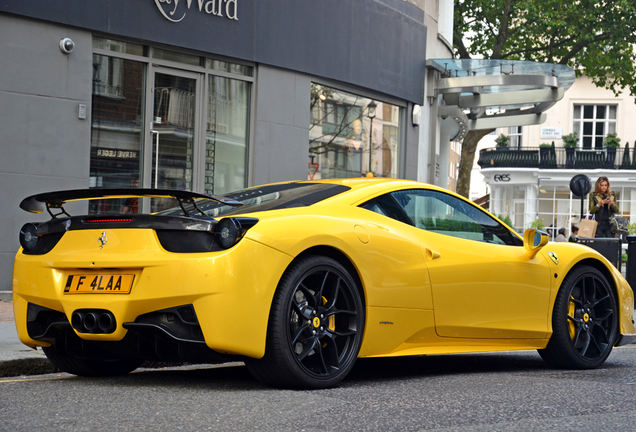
13,179,635,388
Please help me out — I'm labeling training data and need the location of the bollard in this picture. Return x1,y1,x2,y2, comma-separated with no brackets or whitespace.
627,235,636,298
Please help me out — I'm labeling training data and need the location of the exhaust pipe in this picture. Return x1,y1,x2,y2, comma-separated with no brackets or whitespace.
71,311,85,331
98,312,116,333
83,313,98,331
71,310,117,334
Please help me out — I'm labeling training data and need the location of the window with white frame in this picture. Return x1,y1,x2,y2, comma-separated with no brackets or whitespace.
572,104,617,149
507,126,523,148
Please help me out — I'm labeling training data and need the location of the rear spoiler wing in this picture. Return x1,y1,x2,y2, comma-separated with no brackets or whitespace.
20,188,244,218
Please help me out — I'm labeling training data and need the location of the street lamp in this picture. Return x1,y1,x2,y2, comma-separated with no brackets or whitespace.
367,100,377,175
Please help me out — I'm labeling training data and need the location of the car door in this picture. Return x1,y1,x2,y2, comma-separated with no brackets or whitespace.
390,189,553,340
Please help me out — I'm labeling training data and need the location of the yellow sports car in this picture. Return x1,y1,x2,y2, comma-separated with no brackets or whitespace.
13,179,636,389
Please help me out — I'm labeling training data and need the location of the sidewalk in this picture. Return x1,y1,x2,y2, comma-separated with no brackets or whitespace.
0,296,56,377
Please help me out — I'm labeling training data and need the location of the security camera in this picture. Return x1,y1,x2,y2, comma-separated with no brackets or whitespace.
59,38,75,54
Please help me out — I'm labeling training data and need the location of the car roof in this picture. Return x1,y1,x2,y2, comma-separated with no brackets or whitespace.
271,178,453,206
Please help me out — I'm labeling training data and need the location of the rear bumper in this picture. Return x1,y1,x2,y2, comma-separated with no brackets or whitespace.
616,333,636,347
23,302,230,363
13,229,293,358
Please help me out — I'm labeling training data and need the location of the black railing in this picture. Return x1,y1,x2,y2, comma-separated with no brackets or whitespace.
478,147,636,170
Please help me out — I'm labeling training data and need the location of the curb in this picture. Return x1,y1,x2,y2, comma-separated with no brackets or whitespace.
0,358,57,378
0,359,198,379
0,291,12,303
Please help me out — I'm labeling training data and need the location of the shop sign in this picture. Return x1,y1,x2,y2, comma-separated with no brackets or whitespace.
154,0,239,23
95,148,139,160
540,128,562,139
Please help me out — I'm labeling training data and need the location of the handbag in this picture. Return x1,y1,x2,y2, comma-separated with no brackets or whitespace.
610,215,629,234
579,215,597,238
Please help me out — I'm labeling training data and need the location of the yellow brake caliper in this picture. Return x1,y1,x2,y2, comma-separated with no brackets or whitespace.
568,296,576,339
321,296,336,348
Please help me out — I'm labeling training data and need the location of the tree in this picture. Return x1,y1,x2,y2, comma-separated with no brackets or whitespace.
453,0,636,198
309,83,365,156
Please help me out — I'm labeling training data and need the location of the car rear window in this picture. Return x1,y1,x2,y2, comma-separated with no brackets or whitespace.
158,183,350,218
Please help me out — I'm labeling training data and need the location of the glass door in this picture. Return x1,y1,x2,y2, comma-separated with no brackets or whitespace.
150,69,200,211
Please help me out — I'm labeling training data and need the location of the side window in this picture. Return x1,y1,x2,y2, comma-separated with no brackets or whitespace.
390,189,521,246
360,194,412,225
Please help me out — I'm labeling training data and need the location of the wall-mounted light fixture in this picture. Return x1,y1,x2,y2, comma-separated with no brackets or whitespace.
59,38,75,54
412,104,421,126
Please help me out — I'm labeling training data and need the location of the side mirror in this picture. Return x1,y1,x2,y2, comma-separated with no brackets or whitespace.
523,229,549,258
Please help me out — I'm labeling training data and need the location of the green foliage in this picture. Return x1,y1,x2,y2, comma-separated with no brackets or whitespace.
453,0,636,198
497,214,513,227
453,1,636,98
419,218,482,233
603,133,621,148
529,218,545,230
495,134,510,147
622,253,628,264
562,132,579,148
539,143,552,148
629,222,636,235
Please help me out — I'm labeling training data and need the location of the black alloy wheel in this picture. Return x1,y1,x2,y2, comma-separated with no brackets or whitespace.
539,265,618,369
245,255,365,389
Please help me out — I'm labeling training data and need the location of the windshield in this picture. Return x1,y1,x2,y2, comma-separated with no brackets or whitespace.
158,183,350,218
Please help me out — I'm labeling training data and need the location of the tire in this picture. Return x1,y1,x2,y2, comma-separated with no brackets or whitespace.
43,346,143,377
538,265,618,369
246,255,365,389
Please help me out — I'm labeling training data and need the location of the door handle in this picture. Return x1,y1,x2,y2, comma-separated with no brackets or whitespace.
426,248,441,260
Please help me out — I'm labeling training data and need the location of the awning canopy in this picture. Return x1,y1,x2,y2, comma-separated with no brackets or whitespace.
428,59,575,141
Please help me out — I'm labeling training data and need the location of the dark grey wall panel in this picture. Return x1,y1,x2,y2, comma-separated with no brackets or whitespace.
253,66,310,185
1,0,426,103
0,15,92,291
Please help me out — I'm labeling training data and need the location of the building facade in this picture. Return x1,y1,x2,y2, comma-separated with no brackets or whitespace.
0,0,459,291
475,75,636,236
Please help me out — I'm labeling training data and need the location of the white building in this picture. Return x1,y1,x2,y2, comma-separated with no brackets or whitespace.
475,75,636,235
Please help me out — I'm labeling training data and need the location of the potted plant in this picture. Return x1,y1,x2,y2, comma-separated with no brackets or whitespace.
603,133,621,148
562,132,578,168
497,214,513,227
529,218,545,231
539,143,552,168
603,133,621,168
495,134,510,149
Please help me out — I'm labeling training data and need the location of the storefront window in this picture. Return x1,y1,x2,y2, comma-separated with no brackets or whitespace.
90,38,253,212
206,76,250,195
93,37,145,56
612,187,634,222
309,84,401,179
151,72,195,192
537,185,579,239
207,59,253,77
153,48,202,66
90,53,145,213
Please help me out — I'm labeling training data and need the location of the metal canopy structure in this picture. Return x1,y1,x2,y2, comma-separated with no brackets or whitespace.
428,59,575,141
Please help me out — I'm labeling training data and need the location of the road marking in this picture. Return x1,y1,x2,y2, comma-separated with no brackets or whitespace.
0,375,73,383
0,362,245,383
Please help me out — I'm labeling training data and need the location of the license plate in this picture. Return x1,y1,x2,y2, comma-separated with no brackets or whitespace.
64,274,135,294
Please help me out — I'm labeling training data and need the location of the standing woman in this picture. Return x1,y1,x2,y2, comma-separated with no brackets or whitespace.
589,176,619,238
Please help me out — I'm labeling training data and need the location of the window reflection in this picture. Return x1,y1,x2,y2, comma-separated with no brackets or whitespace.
90,54,144,214
206,76,250,195
309,84,401,179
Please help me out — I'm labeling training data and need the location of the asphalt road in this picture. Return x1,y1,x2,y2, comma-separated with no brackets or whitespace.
1,347,636,431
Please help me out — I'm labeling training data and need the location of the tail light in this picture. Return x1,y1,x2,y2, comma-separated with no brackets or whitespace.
19,223,40,252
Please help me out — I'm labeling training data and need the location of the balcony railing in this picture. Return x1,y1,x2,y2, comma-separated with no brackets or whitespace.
478,147,636,170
